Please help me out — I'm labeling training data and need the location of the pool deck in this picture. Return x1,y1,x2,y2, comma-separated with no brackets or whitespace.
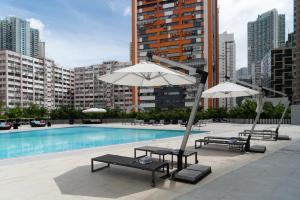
0,123,299,200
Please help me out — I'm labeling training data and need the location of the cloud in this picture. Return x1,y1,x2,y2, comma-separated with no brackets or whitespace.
27,18,45,31
219,0,293,69
123,6,131,16
108,1,117,11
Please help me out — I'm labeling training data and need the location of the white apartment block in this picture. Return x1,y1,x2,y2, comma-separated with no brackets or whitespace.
0,50,74,110
219,32,236,108
74,61,132,111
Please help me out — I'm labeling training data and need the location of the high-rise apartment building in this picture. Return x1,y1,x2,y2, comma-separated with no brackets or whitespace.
0,17,44,58
131,0,219,110
248,9,285,86
219,31,236,108
38,41,46,58
271,48,294,101
74,61,132,111
236,67,249,80
7,17,31,56
0,50,74,110
0,19,10,50
30,28,40,58
295,0,300,103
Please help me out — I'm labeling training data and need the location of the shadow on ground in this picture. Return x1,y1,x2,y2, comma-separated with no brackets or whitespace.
54,164,161,198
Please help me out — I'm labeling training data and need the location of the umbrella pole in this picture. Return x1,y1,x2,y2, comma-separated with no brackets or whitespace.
250,93,265,134
275,99,289,139
177,71,208,171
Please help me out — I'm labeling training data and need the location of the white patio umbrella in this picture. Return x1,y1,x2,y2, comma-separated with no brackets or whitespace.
202,82,259,98
202,81,260,136
98,61,205,170
98,61,196,87
82,108,107,113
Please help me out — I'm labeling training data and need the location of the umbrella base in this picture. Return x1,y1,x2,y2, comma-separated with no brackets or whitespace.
174,164,211,184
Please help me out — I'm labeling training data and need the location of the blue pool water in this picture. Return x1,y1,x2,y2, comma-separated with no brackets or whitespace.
0,126,203,159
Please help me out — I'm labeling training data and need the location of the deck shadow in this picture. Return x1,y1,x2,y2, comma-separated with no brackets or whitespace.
54,164,163,198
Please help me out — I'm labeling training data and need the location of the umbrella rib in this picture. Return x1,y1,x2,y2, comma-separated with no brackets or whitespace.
111,73,133,85
159,72,172,85
177,74,196,84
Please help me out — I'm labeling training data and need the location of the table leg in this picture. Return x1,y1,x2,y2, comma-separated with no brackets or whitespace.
167,164,170,176
152,171,155,187
195,152,198,163
91,160,110,172
134,149,136,158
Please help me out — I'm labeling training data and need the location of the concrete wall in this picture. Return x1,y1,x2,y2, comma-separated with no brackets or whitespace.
291,105,300,125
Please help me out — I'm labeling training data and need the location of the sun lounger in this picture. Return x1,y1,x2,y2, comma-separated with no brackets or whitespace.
174,164,211,184
195,135,251,151
30,120,46,127
239,130,290,140
91,154,169,187
134,146,198,168
0,122,12,130
153,120,164,126
131,119,144,125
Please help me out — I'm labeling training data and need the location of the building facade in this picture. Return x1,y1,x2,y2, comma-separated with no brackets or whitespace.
30,28,40,58
131,0,219,110
0,50,74,110
0,17,44,59
74,61,132,111
218,31,236,108
271,48,294,101
248,9,285,86
236,67,249,80
295,0,300,104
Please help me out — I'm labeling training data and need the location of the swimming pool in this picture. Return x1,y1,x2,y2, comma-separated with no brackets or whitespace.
0,126,203,159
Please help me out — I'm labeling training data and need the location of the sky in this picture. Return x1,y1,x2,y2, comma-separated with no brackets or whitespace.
0,0,294,69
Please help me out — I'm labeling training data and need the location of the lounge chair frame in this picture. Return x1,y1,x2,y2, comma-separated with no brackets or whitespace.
91,154,169,187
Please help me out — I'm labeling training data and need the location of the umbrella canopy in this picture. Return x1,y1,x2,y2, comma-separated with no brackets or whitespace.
98,62,196,87
202,82,259,98
82,108,107,113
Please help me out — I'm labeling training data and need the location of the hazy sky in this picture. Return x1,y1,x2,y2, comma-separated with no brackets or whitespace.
0,0,294,69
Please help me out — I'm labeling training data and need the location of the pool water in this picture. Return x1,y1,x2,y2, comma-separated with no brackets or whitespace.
0,126,203,159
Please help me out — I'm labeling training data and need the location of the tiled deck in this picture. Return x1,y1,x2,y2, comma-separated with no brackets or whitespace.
0,123,299,200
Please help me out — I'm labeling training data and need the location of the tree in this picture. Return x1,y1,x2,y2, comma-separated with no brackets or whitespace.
6,106,22,119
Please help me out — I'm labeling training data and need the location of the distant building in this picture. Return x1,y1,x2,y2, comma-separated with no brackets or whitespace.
74,61,132,111
0,50,74,110
219,32,236,108
295,0,300,104
248,9,285,86
236,67,249,80
30,28,40,58
38,41,45,58
0,16,45,58
131,0,219,110
260,51,272,87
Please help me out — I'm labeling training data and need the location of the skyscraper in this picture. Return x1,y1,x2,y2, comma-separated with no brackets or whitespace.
131,0,219,110
0,19,10,50
8,17,31,56
247,9,285,86
30,28,40,58
0,16,43,58
219,31,236,108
